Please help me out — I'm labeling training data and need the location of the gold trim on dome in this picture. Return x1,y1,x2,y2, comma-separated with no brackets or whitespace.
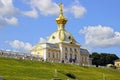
59,30,65,41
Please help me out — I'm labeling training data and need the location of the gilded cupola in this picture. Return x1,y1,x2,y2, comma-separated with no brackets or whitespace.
56,3,67,30
47,3,77,44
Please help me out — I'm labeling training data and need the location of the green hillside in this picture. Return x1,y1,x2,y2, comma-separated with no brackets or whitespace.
0,56,120,80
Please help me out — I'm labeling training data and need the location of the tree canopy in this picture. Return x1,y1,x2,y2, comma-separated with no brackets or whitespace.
90,52,119,67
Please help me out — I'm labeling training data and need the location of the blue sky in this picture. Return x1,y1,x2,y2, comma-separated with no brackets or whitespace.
0,0,120,57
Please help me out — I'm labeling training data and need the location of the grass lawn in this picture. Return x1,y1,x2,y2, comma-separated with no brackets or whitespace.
0,56,120,80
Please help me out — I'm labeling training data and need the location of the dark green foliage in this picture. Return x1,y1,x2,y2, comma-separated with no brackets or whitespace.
91,52,119,66
91,52,100,67
65,73,76,79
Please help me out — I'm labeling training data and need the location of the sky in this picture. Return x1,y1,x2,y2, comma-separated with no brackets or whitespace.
0,0,120,57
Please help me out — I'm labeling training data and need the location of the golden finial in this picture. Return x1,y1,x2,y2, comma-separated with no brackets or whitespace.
59,3,63,16
56,3,67,30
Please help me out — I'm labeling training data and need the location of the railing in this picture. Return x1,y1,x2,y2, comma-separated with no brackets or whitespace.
0,50,42,61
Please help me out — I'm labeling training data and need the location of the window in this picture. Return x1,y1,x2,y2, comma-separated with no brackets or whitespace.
68,36,71,40
69,54,72,63
52,36,55,39
70,48,72,51
70,54,72,58
84,57,86,62
70,42,72,44
56,53,58,58
37,52,40,57
65,47,67,51
82,57,84,62
48,52,50,58
53,53,54,58
74,48,77,52
65,53,67,59
75,54,77,60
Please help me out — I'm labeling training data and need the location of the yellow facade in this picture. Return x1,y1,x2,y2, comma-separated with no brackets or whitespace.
31,44,43,57
115,59,120,68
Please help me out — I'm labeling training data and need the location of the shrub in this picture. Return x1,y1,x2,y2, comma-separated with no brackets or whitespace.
65,73,76,79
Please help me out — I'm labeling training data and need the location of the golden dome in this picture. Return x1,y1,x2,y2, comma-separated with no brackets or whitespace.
47,3,77,44
47,30,76,43
56,3,67,30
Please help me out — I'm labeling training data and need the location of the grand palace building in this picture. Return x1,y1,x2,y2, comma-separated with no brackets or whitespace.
31,4,92,65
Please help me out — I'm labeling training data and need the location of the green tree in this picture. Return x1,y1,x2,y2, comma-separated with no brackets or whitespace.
90,52,119,66
90,52,100,67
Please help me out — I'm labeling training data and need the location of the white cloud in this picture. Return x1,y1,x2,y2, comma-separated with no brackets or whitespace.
5,38,47,53
0,0,18,16
5,17,18,25
0,0,19,28
71,5,86,18
22,8,39,18
39,37,46,43
27,0,86,18
70,0,86,18
7,40,33,53
80,25,120,48
0,0,87,28
30,0,59,16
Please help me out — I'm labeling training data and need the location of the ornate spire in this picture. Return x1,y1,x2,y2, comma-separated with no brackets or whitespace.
56,3,67,30
59,3,63,16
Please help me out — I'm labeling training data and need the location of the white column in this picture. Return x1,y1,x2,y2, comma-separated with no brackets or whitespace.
77,48,80,65
43,49,46,61
59,44,64,62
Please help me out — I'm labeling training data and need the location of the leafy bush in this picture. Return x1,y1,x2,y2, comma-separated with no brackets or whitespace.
65,73,76,79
